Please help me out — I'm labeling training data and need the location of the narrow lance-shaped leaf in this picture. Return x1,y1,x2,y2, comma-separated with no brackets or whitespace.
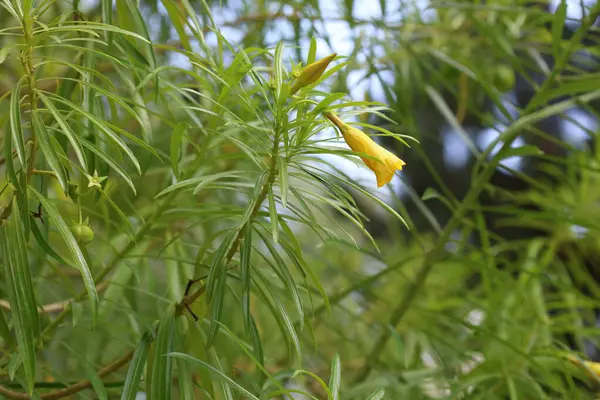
37,90,88,171
82,40,97,174
151,305,176,400
366,389,385,400
4,105,19,186
307,37,317,64
32,110,68,191
240,222,253,333
29,188,98,323
169,122,188,179
121,330,154,400
329,354,341,400
101,0,113,46
41,91,143,174
268,187,279,243
63,343,107,400
552,0,567,60
0,308,14,349
9,76,26,167
1,202,39,394
169,353,261,400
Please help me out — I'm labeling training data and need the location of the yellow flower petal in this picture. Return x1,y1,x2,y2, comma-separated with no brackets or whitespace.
325,112,405,187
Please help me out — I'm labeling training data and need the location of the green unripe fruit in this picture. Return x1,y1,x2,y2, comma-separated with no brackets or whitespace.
493,65,515,92
71,223,94,244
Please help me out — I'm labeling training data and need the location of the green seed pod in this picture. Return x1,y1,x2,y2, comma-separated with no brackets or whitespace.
71,221,94,245
289,53,337,95
493,65,515,92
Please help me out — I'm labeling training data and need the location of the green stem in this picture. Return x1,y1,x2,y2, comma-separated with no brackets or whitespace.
179,129,281,312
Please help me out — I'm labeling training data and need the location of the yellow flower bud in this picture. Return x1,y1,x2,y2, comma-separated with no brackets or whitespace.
324,112,405,188
290,53,337,95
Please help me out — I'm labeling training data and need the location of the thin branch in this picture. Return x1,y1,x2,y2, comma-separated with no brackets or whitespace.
0,349,133,399
177,130,281,317
0,283,108,314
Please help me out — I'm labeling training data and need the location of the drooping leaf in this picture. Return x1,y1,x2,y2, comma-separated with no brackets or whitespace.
1,202,39,394
150,305,176,400
9,76,26,167
32,110,68,191
29,188,98,323
121,330,154,400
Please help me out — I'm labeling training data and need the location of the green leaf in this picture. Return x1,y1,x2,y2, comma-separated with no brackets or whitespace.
116,0,156,68
121,330,154,400
97,187,134,236
365,389,385,400
206,230,237,348
161,0,190,51
176,356,195,400
169,353,261,400
37,90,88,171
254,268,302,362
63,343,108,400
255,229,304,331
307,37,317,64
425,85,479,157
151,305,175,400
7,353,20,381
82,41,97,174
278,157,288,208
40,23,151,43
526,77,600,110
274,42,287,105
155,171,243,198
552,0,567,60
240,223,253,333
499,145,544,160
41,91,143,175
268,187,279,243
1,202,39,394
315,93,348,112
329,354,341,400
71,302,83,327
169,123,188,179
32,110,68,191
0,309,14,348
15,169,30,241
422,187,441,201
101,0,113,46
29,188,98,324
4,105,19,186
145,339,155,398
9,76,26,167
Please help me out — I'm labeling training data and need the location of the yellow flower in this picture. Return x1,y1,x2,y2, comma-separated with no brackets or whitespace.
290,53,337,95
324,112,405,188
568,354,600,377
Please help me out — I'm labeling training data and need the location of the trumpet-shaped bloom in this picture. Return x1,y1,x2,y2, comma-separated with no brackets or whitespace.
290,53,337,95
325,112,405,188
